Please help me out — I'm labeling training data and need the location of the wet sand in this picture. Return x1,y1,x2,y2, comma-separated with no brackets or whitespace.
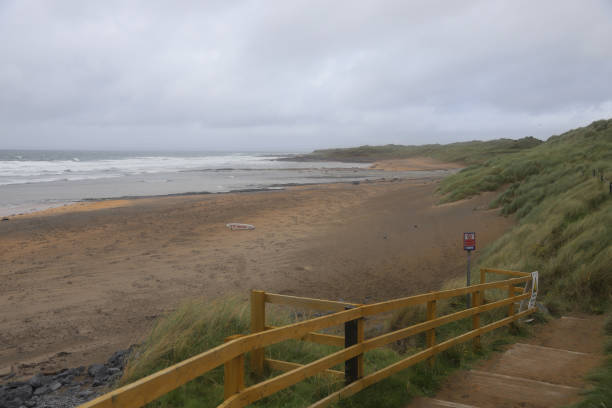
0,171,513,378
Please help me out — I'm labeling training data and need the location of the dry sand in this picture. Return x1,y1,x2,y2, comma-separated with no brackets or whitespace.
0,172,513,378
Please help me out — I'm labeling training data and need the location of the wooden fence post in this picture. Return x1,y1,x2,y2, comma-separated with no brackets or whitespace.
507,285,517,331
479,269,486,303
426,300,437,367
224,335,245,399
507,285,515,317
250,290,266,376
472,291,481,350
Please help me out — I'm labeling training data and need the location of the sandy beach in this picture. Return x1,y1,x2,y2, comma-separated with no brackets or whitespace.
0,165,513,379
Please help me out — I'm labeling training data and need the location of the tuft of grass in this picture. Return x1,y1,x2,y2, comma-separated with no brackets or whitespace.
121,297,408,408
121,297,250,407
120,295,535,408
121,298,350,407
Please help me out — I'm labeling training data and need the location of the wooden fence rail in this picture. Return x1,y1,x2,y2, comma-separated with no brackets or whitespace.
80,268,535,408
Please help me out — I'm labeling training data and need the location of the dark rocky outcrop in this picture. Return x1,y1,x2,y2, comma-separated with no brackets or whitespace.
0,346,134,408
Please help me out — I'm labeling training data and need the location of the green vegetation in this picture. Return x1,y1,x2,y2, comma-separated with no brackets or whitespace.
437,119,611,408
293,137,542,164
121,295,533,408
120,297,353,407
571,313,612,408
438,119,612,313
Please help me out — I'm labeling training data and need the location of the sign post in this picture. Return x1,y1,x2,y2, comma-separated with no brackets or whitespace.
463,232,476,308
527,271,539,309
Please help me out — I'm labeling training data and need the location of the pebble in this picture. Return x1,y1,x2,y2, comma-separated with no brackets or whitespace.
4,397,23,408
87,364,107,378
27,375,43,389
33,385,49,396
0,346,132,408
48,382,62,392
13,384,33,400
61,375,75,385
77,390,94,399
108,368,121,375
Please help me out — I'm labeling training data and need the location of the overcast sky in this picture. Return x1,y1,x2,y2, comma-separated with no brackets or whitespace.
1,1,611,151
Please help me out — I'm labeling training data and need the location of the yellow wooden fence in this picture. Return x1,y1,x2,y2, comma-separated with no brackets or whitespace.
80,268,536,408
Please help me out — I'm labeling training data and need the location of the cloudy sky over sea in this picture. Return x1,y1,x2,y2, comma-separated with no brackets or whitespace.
1,1,611,150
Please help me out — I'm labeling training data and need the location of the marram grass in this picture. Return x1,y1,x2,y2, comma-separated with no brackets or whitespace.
120,296,532,408
439,118,612,407
439,119,612,313
298,136,542,164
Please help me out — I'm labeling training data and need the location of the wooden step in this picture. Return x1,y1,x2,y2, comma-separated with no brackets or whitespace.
429,370,580,408
522,315,605,354
406,316,605,408
409,398,480,408
478,342,599,387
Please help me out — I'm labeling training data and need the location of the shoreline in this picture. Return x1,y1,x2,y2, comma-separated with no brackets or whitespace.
2,178,377,219
0,155,373,218
3,161,459,219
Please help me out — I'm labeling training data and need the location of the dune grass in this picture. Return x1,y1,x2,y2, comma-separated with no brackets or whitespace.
120,295,534,408
294,137,542,164
438,119,612,313
437,119,612,407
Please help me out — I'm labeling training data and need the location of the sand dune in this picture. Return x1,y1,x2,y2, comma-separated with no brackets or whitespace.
369,157,464,171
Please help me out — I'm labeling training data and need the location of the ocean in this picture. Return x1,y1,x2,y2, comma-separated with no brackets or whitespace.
0,150,443,216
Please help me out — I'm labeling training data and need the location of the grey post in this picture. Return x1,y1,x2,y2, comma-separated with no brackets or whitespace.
466,250,471,308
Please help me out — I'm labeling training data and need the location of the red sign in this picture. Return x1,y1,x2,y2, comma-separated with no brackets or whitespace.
463,232,476,251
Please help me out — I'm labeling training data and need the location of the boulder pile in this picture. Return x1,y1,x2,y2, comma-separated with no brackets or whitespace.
0,348,131,408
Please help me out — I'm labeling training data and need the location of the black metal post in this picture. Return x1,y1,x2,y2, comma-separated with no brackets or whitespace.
344,307,359,385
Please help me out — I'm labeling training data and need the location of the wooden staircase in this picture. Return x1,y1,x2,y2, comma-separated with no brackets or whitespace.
408,315,605,408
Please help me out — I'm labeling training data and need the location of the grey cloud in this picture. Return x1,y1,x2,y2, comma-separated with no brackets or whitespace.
0,0,611,150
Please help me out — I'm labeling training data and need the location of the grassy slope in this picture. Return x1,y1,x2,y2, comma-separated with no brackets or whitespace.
437,119,612,408
297,137,542,164
439,119,612,313
122,297,532,408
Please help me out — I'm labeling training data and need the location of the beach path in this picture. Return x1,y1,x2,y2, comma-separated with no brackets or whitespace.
408,314,606,408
